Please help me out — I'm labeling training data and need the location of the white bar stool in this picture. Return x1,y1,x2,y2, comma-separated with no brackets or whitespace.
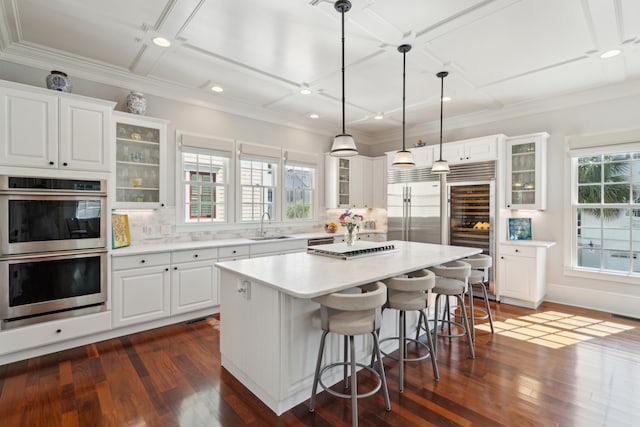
429,261,475,359
379,269,439,392
463,253,494,340
309,281,391,427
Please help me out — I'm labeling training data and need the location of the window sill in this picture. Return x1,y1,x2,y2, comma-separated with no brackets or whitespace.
564,267,639,285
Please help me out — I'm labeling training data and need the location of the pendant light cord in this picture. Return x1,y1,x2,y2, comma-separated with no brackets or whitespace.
438,72,445,161
341,7,346,135
402,49,406,151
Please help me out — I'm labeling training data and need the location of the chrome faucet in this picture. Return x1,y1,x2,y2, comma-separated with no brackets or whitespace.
260,211,271,236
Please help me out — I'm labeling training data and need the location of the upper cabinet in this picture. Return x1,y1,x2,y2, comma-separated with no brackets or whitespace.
505,132,549,210
386,145,433,169
440,135,499,165
113,112,168,209
371,156,387,208
0,80,115,171
325,155,378,209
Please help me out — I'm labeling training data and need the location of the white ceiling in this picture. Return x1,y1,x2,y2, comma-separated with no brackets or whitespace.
1,0,639,144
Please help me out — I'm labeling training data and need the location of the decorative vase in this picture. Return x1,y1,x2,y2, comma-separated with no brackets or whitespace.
126,91,147,115
345,229,356,246
46,70,72,92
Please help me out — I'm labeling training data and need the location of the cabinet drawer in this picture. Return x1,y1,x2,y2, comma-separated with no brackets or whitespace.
171,248,218,264
218,245,249,259
500,245,536,258
0,311,111,355
112,252,170,270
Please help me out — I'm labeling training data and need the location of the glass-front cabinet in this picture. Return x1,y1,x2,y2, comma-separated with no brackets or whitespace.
505,132,549,210
113,112,168,209
338,158,350,207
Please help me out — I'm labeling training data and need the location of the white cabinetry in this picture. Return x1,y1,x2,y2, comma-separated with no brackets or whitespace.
0,80,114,171
505,132,548,210
333,232,387,243
250,239,307,257
386,146,433,169
441,135,499,165
111,252,171,328
113,112,168,208
171,248,219,315
372,156,387,208
498,241,555,309
325,155,375,208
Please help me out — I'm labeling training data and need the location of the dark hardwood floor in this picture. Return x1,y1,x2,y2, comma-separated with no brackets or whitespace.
1,300,639,426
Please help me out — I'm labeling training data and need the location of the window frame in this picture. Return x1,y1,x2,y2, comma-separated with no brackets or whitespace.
282,162,316,222
237,155,280,223
567,144,640,280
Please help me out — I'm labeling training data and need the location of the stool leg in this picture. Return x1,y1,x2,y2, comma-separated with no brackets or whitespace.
372,331,391,411
415,310,425,341
343,335,349,389
468,282,475,341
445,297,452,339
399,310,405,392
349,335,358,427
421,308,439,380
456,294,475,359
480,283,495,334
433,294,441,360
309,330,329,412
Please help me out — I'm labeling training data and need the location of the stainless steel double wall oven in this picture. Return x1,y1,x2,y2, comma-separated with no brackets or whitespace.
0,176,108,329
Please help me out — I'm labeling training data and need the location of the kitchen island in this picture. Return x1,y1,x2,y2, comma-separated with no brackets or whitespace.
215,240,481,415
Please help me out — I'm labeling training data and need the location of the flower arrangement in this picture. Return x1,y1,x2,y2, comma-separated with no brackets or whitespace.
324,221,338,233
339,210,363,233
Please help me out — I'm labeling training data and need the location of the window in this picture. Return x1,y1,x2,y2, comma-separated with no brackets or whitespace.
240,158,278,221
572,151,640,274
181,149,229,223
284,164,315,220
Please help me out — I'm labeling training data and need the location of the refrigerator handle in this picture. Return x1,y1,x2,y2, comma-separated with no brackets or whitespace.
402,186,407,241
407,186,412,241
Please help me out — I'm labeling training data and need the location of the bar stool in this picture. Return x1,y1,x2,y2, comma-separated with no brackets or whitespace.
463,254,494,340
380,269,439,392
309,281,390,427
429,261,475,359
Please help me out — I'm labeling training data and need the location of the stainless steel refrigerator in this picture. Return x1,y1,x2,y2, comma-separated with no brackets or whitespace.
387,180,442,243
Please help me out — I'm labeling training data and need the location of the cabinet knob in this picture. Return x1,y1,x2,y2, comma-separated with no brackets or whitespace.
49,161,55,165
232,250,236,254
501,256,504,259
140,259,146,264
165,268,169,271
174,267,178,270
194,254,198,258
62,162,68,166
161,203,165,207
56,329,62,334
507,204,511,208
515,249,519,253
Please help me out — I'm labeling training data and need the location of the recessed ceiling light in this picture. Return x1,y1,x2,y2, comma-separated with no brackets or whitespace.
600,49,621,59
374,113,384,120
211,85,224,93
152,37,171,48
300,88,312,95
309,113,319,119
442,96,451,102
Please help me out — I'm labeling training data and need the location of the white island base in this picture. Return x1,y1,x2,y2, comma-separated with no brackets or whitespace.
217,241,481,415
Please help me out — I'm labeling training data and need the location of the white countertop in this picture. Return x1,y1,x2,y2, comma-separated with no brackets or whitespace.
501,240,556,248
216,240,481,299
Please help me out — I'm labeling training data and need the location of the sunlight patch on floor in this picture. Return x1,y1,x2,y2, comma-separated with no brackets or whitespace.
474,311,633,349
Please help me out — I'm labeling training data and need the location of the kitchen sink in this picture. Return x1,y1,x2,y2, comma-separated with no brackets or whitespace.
249,235,292,241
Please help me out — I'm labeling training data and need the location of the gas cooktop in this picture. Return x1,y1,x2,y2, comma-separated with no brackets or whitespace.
307,241,398,260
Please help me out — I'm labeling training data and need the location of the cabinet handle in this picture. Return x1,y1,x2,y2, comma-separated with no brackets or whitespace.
174,267,178,270
501,256,504,259
140,259,146,264
232,250,237,254
165,268,169,271
49,161,54,165
62,162,68,166
507,204,511,208
56,329,62,334
515,249,519,253
194,254,198,258
161,203,165,207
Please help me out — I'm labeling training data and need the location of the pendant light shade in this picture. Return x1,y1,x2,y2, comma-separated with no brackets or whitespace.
392,44,415,168
432,71,450,174
330,0,358,157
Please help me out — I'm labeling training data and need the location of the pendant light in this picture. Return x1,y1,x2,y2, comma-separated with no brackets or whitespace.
329,0,358,157
391,44,415,168
431,71,450,174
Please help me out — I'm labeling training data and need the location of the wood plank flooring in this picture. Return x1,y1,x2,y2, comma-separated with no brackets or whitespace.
1,301,639,426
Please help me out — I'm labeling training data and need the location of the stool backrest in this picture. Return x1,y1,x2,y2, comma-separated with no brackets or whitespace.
312,281,387,311
429,260,471,281
384,269,435,293
464,253,492,269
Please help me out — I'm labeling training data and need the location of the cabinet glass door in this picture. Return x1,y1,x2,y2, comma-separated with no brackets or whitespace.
115,123,160,205
510,142,536,205
338,158,350,206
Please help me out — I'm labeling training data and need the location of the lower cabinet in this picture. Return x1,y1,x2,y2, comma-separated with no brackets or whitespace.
111,252,172,328
171,249,219,315
498,242,554,309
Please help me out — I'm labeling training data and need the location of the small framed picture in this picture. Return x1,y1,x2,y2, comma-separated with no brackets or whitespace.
112,214,131,249
508,218,532,240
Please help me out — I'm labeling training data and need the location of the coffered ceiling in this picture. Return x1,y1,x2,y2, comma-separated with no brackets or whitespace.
1,0,639,143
